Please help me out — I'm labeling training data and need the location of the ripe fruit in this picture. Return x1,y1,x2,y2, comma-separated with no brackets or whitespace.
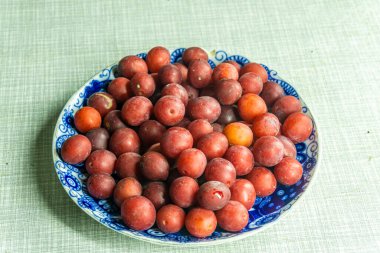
223,122,253,147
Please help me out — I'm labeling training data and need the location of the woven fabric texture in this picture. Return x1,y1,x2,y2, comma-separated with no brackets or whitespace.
0,0,379,252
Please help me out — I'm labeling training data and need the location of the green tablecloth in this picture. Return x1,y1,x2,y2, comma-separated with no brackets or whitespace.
1,0,379,252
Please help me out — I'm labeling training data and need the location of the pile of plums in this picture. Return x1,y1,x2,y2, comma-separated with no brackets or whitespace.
60,46,313,238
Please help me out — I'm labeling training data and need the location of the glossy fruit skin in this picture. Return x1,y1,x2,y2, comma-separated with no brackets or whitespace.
217,105,238,125
143,182,169,210
177,148,207,178
121,96,153,126
182,47,208,66
272,96,302,123
204,158,236,187
224,60,241,72
160,127,193,159
215,201,249,232
161,83,189,105
85,149,116,175
87,173,116,199
224,145,254,176
61,134,92,164
277,135,297,158
261,81,285,108
130,72,156,97
181,82,199,100
187,119,213,143
87,92,117,117
239,72,263,95
274,157,303,186
118,99,150,129
107,77,132,104
140,151,169,181
146,46,171,73
252,113,281,138
109,128,140,156
154,95,185,126
230,179,256,210
85,128,109,151
215,79,242,105
245,167,277,197
282,112,313,143
223,122,253,147
156,204,186,233
237,93,267,122
212,63,239,83
169,176,199,208
240,63,268,83
158,64,182,86
103,110,127,133
252,136,284,167
196,132,229,160
117,55,148,79
113,177,142,207
187,96,221,123
188,59,212,88
146,143,161,153
185,208,217,238
74,106,102,133
173,62,188,82
115,152,141,179
197,181,231,211
121,196,156,231
138,120,166,147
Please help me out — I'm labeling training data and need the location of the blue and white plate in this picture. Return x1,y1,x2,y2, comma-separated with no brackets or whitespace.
52,48,320,246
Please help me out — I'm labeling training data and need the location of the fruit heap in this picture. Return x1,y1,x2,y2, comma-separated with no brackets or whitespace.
60,46,313,238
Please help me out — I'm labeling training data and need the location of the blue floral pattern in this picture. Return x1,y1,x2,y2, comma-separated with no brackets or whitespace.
52,48,319,245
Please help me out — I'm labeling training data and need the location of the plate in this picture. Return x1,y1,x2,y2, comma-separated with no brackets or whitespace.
52,48,320,246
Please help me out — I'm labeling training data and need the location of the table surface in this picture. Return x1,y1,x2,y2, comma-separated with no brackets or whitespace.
1,0,380,252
